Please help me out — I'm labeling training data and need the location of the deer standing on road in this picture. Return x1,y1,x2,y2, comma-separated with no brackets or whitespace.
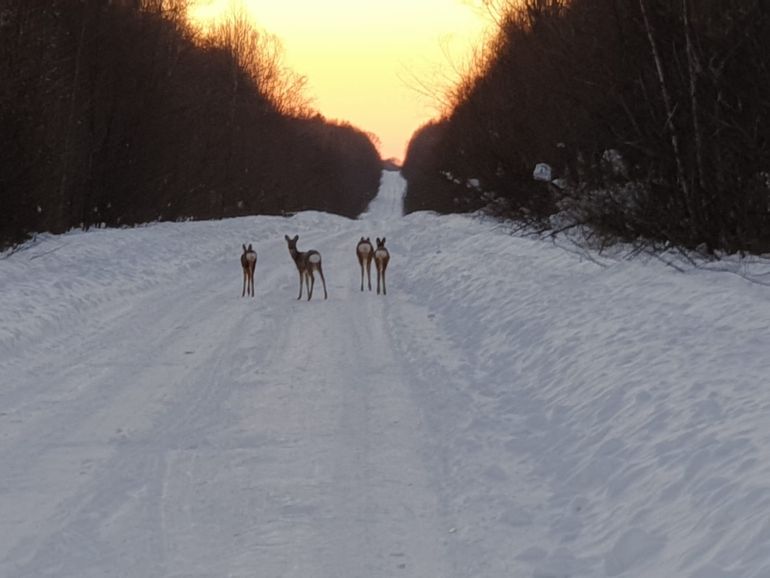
374,237,390,296
356,237,374,292
285,235,328,301
240,243,257,297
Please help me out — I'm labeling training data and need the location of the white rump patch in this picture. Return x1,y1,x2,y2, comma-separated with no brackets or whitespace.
246,253,257,263
375,249,388,259
308,253,321,264
358,244,372,255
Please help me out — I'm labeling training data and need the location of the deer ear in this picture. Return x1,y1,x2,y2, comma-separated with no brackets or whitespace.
376,237,380,244
243,244,247,251
382,237,386,245
248,244,252,250
293,235,299,242
284,235,290,242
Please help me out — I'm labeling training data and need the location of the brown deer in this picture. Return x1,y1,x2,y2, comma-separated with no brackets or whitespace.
374,237,390,295
356,237,374,292
240,244,257,297
285,235,327,301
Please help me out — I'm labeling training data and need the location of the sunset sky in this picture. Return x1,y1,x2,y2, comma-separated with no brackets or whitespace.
188,0,493,161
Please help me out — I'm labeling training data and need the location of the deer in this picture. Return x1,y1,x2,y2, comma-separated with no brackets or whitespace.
285,234,327,301
374,237,390,296
356,237,374,292
240,244,257,297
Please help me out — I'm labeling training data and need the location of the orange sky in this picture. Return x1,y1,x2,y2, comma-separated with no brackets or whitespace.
188,0,492,161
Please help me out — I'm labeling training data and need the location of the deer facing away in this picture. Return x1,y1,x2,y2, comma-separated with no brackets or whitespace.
241,243,257,297
374,237,390,295
285,234,327,300
356,237,374,292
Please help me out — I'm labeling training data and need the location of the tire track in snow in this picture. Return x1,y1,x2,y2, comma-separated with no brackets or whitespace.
2,174,455,577
0,242,286,577
184,223,455,578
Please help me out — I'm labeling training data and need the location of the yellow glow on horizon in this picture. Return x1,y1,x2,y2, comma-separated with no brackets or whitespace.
188,0,492,161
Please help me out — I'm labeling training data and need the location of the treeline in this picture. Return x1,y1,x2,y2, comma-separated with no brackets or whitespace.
402,0,770,253
0,0,382,249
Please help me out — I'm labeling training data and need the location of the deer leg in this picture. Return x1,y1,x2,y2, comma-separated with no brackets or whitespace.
297,270,304,300
318,265,328,300
366,259,372,291
359,260,364,291
376,266,381,295
307,270,315,301
242,270,247,297
382,269,386,295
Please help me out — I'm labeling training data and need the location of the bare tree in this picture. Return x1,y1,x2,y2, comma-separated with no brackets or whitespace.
211,6,309,116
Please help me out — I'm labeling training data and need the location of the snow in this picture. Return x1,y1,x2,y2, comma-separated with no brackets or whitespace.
533,162,553,182
2,171,770,577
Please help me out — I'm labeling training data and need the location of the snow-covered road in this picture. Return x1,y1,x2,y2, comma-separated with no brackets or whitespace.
0,173,454,577
3,171,770,577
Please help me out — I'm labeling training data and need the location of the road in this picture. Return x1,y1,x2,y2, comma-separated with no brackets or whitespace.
6,170,770,577
0,172,454,578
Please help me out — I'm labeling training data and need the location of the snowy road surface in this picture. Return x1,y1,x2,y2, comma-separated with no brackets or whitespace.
3,171,770,577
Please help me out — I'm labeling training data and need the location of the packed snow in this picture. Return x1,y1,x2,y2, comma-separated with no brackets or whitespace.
2,171,770,577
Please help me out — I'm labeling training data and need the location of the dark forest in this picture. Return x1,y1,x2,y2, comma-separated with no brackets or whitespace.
403,0,770,254
0,0,382,249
